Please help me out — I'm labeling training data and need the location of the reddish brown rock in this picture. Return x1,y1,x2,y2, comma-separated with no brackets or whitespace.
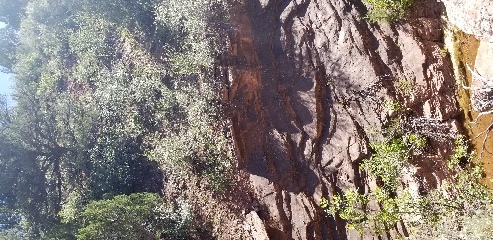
226,0,459,238
244,211,270,240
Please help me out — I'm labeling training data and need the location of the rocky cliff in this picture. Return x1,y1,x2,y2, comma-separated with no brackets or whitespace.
225,0,460,239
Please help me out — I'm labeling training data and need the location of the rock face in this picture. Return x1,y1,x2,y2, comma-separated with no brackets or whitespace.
443,0,493,113
442,0,493,42
471,41,493,113
226,0,458,239
244,211,270,239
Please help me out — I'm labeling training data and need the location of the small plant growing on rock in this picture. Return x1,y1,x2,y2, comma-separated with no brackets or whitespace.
322,187,424,236
361,138,410,190
364,0,414,23
439,48,448,58
322,131,493,238
447,135,469,169
384,100,403,112
394,77,414,96
359,133,425,191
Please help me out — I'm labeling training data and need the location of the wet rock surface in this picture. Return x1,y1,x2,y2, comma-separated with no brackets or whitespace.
226,0,459,238
443,0,493,113
471,41,493,113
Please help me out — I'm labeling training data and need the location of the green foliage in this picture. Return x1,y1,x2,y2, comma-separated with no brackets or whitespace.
447,135,469,169
364,0,414,23
0,0,232,237
75,193,194,240
439,48,448,58
58,191,85,225
204,164,231,191
454,206,493,239
154,0,228,75
383,100,403,112
327,190,368,234
411,169,493,238
324,132,493,238
343,133,427,235
394,77,414,96
323,188,424,236
0,26,17,71
361,138,410,190
403,133,426,155
0,205,21,231
320,197,329,209
380,117,403,140
0,229,25,240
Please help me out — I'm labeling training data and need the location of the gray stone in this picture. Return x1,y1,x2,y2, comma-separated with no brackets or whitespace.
443,0,493,42
244,211,269,240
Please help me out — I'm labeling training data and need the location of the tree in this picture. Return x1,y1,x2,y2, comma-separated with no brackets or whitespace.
0,0,29,28
0,0,230,237
0,26,17,71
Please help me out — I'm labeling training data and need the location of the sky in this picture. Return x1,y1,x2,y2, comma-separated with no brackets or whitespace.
0,22,14,106
0,71,14,106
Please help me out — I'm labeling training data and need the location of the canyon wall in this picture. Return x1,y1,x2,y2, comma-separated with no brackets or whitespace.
226,0,460,239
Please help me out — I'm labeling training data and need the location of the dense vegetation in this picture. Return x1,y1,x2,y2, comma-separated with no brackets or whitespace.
0,0,490,239
322,119,493,238
0,0,231,238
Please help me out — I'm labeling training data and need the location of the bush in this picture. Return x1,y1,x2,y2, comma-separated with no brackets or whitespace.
383,100,403,112
323,132,493,238
360,135,423,190
394,77,414,96
447,135,469,169
364,0,414,23
323,188,422,235
75,193,194,240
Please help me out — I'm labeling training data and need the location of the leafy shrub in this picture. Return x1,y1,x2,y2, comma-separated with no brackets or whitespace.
154,0,229,75
383,100,403,112
0,0,233,236
361,138,410,190
323,132,493,238
439,48,448,58
447,135,469,169
454,206,493,239
141,0,233,188
324,188,423,235
364,0,414,23
76,193,194,240
394,77,414,96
